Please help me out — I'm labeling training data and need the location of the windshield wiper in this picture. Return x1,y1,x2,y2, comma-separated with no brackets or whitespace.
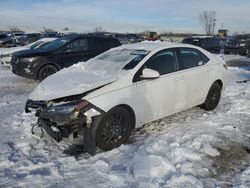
236,80,250,83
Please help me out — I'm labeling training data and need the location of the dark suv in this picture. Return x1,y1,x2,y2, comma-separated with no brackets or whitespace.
181,37,221,54
11,35,121,80
17,33,42,45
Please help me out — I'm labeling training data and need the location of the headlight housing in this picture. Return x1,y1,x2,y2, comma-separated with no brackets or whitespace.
47,100,89,114
19,57,37,63
40,100,90,125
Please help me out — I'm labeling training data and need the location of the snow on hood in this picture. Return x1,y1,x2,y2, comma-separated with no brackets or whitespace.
29,63,119,101
0,38,57,56
0,46,29,56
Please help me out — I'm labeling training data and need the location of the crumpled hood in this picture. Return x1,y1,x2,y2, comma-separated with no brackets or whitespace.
29,63,118,101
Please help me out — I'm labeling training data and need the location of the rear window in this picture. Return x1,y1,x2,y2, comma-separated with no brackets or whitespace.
202,38,220,47
179,48,209,69
182,38,201,46
181,38,192,44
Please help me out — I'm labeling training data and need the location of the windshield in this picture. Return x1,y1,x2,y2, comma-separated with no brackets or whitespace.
29,41,45,49
40,38,70,51
83,49,149,75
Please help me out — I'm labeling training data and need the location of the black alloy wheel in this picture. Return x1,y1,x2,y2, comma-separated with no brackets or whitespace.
201,82,222,111
96,107,133,151
38,65,58,81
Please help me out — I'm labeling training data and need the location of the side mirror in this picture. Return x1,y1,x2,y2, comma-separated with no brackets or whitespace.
140,68,160,79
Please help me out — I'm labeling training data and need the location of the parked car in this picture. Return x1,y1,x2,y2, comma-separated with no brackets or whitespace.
0,33,16,48
17,33,41,45
181,37,221,54
25,42,227,154
41,32,59,38
225,38,250,55
113,33,142,44
11,35,121,80
0,38,57,65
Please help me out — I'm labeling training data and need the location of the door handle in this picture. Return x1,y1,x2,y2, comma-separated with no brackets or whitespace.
175,77,184,81
207,68,212,72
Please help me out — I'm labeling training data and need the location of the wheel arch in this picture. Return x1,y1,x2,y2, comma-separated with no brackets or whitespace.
202,79,224,105
113,104,136,130
214,79,223,90
36,63,60,80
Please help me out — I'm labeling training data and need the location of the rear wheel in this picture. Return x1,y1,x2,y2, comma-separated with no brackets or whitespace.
37,64,58,81
96,107,133,151
201,82,222,111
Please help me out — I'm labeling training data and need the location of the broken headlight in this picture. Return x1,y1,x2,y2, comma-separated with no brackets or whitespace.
40,100,90,124
47,100,89,114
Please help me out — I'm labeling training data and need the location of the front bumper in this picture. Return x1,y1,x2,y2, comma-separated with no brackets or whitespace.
39,118,64,142
10,59,37,79
25,99,104,140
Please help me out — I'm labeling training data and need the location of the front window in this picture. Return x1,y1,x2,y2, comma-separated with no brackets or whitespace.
143,50,178,75
83,49,149,74
40,38,71,51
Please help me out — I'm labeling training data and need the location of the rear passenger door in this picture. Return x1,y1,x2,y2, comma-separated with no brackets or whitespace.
59,38,89,67
176,47,210,108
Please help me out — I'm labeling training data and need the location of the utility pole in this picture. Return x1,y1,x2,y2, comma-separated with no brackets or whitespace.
213,19,216,36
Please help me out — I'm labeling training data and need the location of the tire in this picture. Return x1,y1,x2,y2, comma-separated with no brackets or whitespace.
37,64,58,81
246,49,249,56
201,82,222,111
96,107,133,151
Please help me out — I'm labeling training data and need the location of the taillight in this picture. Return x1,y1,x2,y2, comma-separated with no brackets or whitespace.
223,64,228,70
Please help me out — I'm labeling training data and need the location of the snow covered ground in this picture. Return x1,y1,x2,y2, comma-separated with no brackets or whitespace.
0,55,250,187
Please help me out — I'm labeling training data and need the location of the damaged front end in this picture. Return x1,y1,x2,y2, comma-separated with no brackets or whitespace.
25,96,104,155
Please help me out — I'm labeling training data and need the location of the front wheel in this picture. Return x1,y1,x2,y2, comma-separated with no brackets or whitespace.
201,82,222,111
96,107,133,151
37,64,58,81
246,49,249,56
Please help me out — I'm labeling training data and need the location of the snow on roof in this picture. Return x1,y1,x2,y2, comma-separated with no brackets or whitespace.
113,41,192,52
38,37,58,42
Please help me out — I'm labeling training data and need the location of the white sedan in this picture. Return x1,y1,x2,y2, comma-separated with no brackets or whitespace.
0,37,57,65
26,41,227,154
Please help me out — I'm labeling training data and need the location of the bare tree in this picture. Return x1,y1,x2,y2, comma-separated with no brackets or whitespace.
94,26,105,32
199,10,217,35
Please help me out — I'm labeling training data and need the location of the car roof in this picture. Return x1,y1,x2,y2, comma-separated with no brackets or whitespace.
62,34,117,40
112,41,198,52
38,37,58,42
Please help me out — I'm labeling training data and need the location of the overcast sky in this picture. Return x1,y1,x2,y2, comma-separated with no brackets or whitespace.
0,0,250,34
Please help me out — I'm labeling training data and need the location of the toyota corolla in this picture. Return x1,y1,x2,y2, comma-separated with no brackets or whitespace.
25,42,227,154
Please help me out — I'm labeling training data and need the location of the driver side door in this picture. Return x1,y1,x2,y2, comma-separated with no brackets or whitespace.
132,49,180,125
